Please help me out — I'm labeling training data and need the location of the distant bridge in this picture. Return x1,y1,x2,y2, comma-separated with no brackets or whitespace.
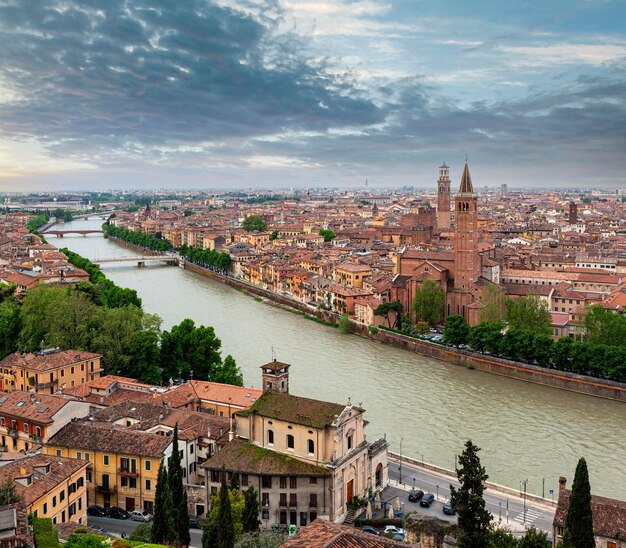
70,211,116,220
92,256,179,267
44,229,104,237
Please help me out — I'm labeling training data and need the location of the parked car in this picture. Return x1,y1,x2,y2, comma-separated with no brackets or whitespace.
131,509,153,522
108,507,130,520
361,526,381,535
408,489,424,502
87,505,108,517
420,493,435,507
383,525,405,535
189,515,205,529
391,533,405,541
442,501,455,515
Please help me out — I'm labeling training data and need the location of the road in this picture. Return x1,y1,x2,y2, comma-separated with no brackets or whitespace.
387,458,556,535
87,516,203,547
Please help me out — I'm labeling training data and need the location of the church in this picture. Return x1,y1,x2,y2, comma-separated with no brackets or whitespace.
392,162,496,326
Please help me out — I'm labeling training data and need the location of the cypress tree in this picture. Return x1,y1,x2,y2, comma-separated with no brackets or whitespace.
216,471,235,548
450,440,492,548
562,458,595,548
168,424,191,547
152,461,175,544
242,485,260,533
230,472,239,491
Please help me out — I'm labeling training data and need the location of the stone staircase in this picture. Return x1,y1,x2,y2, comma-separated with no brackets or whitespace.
343,508,357,525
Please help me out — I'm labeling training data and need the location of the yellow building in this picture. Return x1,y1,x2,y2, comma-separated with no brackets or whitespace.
45,422,170,514
0,349,103,394
0,454,89,526
333,262,373,288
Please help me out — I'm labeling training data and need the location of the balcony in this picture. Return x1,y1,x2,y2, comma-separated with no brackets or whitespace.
118,467,138,478
34,380,57,390
7,428,18,437
0,445,7,452
30,435,43,444
95,484,117,494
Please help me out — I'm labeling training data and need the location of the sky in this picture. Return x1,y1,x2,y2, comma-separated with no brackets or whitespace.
0,0,625,191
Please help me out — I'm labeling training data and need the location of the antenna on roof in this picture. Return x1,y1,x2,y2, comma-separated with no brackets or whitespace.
271,346,275,361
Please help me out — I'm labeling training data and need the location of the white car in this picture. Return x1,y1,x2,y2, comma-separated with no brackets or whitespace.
130,509,153,522
383,525,405,535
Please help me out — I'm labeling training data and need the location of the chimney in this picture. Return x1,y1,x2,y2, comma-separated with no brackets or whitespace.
559,476,567,493
19,467,26,476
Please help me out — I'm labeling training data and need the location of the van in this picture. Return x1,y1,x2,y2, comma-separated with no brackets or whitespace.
130,509,153,522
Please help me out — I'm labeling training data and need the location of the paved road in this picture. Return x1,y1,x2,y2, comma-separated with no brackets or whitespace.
87,516,203,547
387,459,555,535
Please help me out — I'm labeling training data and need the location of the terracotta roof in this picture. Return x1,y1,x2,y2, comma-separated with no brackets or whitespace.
202,438,330,477
47,421,171,458
282,519,406,547
237,391,345,430
185,380,262,409
0,391,82,424
1,350,101,373
0,455,88,508
554,487,626,539
260,360,291,373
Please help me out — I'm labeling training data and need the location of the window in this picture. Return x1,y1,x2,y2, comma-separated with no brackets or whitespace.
103,455,109,466
262,509,269,520
310,477,317,484
86,471,92,483
280,477,287,489
78,496,82,511
121,477,128,487
261,476,272,489
189,444,194,454
289,494,297,507
129,478,137,489
280,493,287,507
52,496,57,507
290,477,297,489
300,512,307,526
347,435,353,450
261,493,270,508
286,434,294,449
77,477,84,488
146,479,152,490
77,451,82,460
85,452,90,462
241,474,248,487
279,511,287,525
61,510,66,523
211,470,220,483
267,430,274,445
307,439,314,454
0,418,4,427
309,494,317,507
60,490,65,502
43,502,47,514
24,423,28,434
145,460,151,471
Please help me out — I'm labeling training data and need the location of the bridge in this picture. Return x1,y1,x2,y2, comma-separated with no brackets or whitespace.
44,229,104,237
92,256,179,267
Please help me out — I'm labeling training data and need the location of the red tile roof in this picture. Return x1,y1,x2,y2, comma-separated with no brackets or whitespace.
1,350,101,373
282,519,406,547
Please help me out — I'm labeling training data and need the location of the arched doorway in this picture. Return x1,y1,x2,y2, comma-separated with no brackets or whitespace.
375,463,383,488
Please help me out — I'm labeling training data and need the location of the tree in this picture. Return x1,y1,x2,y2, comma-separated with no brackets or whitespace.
217,473,235,548
241,215,268,232
65,531,108,548
506,295,551,336
444,315,469,346
584,305,626,347
212,355,244,386
338,312,351,334
168,424,190,547
318,229,336,242
129,523,152,542
468,321,504,354
413,280,444,325
151,462,174,544
487,526,516,548
518,526,551,548
235,532,288,548
0,477,21,505
373,301,403,328
269,230,279,241
450,440,492,548
231,472,240,491
0,299,20,359
242,485,260,533
562,458,595,548
481,284,507,323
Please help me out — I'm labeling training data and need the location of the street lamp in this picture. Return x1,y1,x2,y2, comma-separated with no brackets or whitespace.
521,479,528,526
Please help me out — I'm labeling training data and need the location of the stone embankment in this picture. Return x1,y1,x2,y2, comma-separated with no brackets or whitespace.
181,261,626,402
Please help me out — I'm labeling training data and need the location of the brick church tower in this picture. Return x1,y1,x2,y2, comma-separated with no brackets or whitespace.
437,163,451,229
454,162,480,290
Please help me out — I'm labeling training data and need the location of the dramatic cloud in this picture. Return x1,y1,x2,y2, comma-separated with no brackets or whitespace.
0,0,624,189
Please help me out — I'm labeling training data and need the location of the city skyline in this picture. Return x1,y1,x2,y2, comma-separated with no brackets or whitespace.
0,0,625,190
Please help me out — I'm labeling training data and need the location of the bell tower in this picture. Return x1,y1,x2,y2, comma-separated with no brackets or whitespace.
454,162,479,290
437,163,451,229
261,359,290,393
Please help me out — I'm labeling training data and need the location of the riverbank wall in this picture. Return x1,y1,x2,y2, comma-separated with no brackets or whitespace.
105,236,167,257
183,261,626,402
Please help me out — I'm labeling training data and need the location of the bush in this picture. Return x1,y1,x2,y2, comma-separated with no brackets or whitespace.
128,522,152,542
368,326,379,335
32,517,60,548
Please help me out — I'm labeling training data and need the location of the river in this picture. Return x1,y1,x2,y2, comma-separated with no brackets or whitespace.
49,218,626,500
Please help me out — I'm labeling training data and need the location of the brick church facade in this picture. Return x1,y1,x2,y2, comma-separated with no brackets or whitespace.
392,163,486,326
